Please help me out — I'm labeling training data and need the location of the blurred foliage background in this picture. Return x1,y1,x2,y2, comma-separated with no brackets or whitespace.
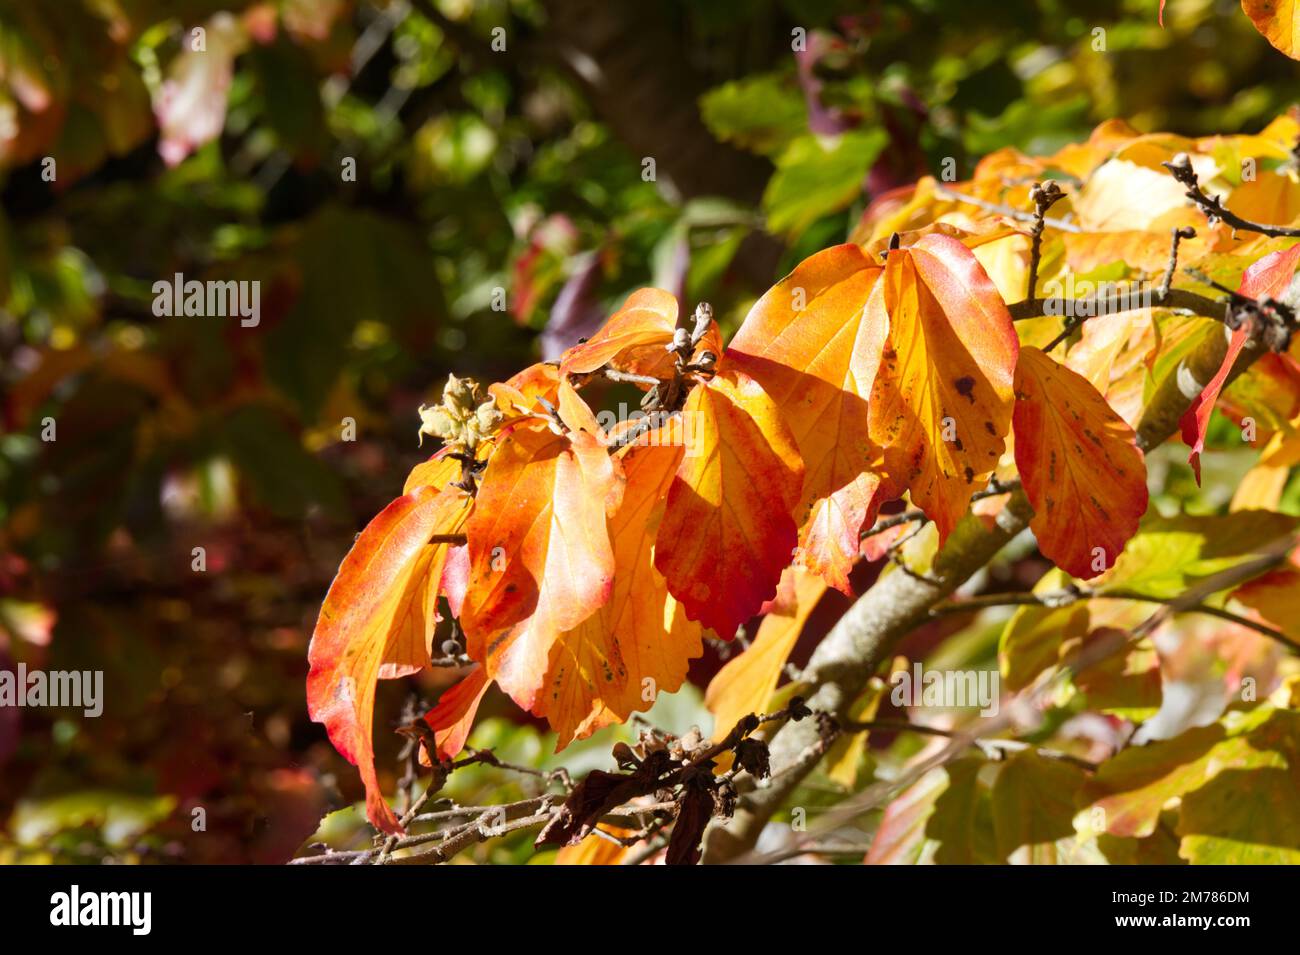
1,0,1297,863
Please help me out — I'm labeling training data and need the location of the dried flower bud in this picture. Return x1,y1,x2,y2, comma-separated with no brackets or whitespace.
475,399,503,434
612,741,639,770
734,737,771,779
442,373,479,417
418,404,457,444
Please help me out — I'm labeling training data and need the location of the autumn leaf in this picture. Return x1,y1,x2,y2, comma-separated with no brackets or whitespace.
1227,171,1300,227
1239,242,1300,300
867,758,999,865
1179,244,1300,482
1242,0,1300,59
558,287,720,381
704,566,827,742
554,826,637,865
1231,556,1300,643
1012,346,1148,578
423,666,492,761
869,233,1019,543
377,543,448,679
654,359,804,638
307,484,472,834
990,751,1088,863
728,244,891,593
534,442,704,748
1094,510,1299,598
458,422,623,711
1078,705,1293,840
402,447,461,495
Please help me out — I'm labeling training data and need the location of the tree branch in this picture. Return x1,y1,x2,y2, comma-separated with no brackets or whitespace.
931,587,1296,649
1007,287,1225,322
1164,152,1300,238
934,185,1081,233
701,304,1268,863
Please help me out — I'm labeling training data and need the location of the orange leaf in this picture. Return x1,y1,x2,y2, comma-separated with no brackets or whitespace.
1013,347,1148,578
554,826,637,865
377,543,448,679
705,566,827,741
423,665,492,760
489,362,561,418
556,376,602,435
1232,560,1300,644
1180,324,1248,486
559,288,721,381
307,484,471,834
728,244,892,593
402,447,461,495
1242,0,1300,59
559,288,679,380
869,233,1019,543
1226,172,1300,228
459,422,623,710
1239,242,1300,300
654,360,804,638
534,442,704,747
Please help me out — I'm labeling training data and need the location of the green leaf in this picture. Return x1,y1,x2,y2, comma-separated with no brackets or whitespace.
928,757,999,864
999,570,1090,691
1069,629,1162,720
990,751,1088,862
1177,765,1300,863
10,791,176,849
248,39,328,159
1093,511,1299,599
1097,818,1186,865
1077,705,1291,840
762,130,888,238
699,73,807,156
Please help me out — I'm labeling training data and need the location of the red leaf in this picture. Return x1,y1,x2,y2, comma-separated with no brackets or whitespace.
307,485,471,834
459,423,623,710
423,666,492,761
728,244,891,593
869,233,1019,543
1176,247,1299,483
1239,243,1300,300
1013,346,1148,577
654,361,804,638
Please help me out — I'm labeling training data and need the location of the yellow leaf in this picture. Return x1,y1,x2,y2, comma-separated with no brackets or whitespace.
869,233,1018,543
705,566,827,741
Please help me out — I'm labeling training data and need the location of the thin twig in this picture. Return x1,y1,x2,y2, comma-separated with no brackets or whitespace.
1159,226,1197,300
1164,152,1300,238
837,719,1098,770
929,585,1294,648
934,186,1081,233
1026,180,1064,300
859,481,1020,543
1007,287,1225,322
